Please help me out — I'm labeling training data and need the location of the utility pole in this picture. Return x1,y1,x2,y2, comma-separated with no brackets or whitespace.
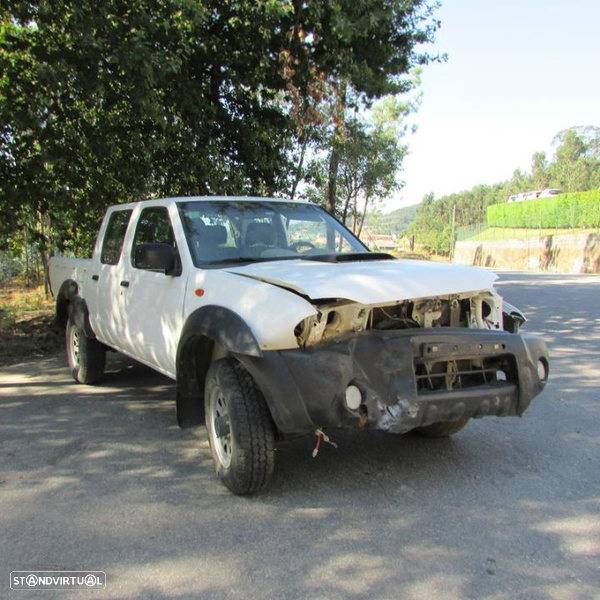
450,204,457,260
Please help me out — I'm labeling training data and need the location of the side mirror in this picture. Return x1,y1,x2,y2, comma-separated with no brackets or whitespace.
134,243,181,276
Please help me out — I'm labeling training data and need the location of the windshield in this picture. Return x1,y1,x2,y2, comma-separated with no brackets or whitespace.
177,200,368,266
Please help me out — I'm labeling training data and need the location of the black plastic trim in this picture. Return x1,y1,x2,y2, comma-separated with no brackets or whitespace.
175,306,262,428
240,328,549,436
55,279,96,339
178,306,262,359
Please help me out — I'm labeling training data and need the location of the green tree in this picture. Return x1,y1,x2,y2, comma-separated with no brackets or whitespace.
506,168,532,197
550,128,600,192
303,94,413,233
338,118,404,235
531,152,549,189
1,0,440,283
1,1,297,258
278,3,440,215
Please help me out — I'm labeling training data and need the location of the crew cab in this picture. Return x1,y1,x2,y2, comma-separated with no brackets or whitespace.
49,197,549,494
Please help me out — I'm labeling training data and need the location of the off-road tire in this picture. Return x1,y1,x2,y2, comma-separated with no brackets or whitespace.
205,358,275,495
415,418,470,438
66,319,106,384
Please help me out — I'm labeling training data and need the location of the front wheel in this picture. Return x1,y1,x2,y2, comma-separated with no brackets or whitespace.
414,418,469,438
66,320,106,384
205,358,275,495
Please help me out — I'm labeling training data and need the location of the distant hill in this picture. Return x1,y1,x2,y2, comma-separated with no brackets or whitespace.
363,204,418,236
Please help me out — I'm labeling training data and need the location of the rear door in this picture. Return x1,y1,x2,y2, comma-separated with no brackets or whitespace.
86,208,134,348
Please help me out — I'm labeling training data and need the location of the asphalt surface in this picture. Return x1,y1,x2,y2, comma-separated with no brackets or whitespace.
1,272,599,600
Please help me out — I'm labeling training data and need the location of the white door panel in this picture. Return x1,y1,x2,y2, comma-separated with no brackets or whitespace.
117,204,187,375
86,208,134,347
89,262,128,346
120,269,186,375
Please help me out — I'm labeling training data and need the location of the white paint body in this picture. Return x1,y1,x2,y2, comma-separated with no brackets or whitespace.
225,259,497,305
49,197,502,382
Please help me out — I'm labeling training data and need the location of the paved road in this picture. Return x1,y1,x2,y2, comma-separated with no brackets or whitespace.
1,272,599,600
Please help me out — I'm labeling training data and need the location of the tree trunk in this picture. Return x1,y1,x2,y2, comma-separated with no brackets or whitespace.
341,191,353,226
356,192,370,238
326,80,347,216
40,249,51,297
326,145,341,250
350,186,359,233
24,228,30,284
290,135,307,200
326,144,340,215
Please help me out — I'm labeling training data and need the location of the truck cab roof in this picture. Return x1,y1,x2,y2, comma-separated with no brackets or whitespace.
111,196,312,211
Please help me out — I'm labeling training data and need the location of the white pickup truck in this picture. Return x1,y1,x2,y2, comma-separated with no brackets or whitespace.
49,197,549,494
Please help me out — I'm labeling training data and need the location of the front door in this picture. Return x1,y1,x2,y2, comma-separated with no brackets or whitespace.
118,205,188,377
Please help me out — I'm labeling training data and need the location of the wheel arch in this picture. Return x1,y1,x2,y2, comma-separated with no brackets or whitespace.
175,305,263,428
55,279,96,339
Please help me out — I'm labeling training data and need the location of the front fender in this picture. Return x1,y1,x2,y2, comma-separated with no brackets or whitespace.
175,306,262,428
178,305,262,359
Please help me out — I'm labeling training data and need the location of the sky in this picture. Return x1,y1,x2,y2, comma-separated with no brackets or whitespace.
386,0,600,211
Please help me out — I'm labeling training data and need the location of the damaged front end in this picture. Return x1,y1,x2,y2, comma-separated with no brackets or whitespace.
240,290,549,437
294,289,505,347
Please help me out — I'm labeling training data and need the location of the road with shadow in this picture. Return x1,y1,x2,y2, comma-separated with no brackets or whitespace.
1,272,599,599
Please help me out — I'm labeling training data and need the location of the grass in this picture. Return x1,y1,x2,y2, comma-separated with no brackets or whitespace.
0,278,64,366
388,249,435,261
464,227,599,242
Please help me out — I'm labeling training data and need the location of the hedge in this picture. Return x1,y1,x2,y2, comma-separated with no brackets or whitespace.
487,190,600,229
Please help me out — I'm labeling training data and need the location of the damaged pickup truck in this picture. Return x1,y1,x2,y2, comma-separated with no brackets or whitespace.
49,197,549,494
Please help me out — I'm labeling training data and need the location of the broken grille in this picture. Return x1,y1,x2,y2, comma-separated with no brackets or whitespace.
415,355,517,393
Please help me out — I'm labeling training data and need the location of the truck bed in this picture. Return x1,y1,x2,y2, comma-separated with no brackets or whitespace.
48,256,91,297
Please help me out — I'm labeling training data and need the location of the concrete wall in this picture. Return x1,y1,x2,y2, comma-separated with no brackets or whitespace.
453,233,600,273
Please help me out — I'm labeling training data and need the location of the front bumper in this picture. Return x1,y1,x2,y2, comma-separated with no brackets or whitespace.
240,328,549,437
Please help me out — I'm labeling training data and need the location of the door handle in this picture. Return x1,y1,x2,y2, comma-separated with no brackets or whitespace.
120,280,130,288
92,275,99,282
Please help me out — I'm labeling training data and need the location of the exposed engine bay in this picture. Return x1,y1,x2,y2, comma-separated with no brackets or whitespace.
295,290,504,348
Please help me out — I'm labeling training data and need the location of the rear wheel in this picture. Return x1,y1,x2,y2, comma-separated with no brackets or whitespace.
205,358,275,495
415,418,469,438
66,320,106,384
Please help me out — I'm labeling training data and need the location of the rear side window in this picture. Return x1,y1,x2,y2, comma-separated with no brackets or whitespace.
101,210,132,265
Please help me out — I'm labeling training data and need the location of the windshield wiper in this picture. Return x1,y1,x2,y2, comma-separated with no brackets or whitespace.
304,252,395,263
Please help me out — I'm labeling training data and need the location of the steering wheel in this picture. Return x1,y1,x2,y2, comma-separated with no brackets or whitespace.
289,240,317,254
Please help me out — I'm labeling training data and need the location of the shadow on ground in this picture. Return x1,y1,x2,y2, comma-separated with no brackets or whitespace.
1,273,599,599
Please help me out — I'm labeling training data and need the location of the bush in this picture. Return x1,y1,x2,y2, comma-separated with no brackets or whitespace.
0,251,24,281
487,190,600,229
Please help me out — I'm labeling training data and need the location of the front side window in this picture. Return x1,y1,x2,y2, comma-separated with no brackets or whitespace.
101,210,132,265
132,206,180,269
178,201,367,266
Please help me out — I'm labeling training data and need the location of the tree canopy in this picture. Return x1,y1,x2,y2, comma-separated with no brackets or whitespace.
1,0,439,266
302,93,416,235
